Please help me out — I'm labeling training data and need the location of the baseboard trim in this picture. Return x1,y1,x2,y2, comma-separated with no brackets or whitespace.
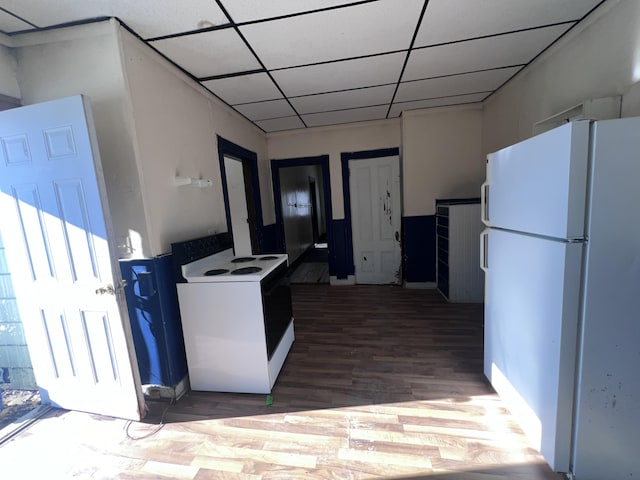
329,275,355,286
403,281,436,289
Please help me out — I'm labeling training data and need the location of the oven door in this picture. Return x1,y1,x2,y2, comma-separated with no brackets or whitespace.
261,262,293,359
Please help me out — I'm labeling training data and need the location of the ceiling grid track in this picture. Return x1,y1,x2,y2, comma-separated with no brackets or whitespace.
213,0,308,129
385,0,430,119
0,0,610,132
0,5,38,28
482,0,608,104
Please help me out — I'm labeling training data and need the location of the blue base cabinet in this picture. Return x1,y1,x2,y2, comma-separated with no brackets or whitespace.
120,254,189,399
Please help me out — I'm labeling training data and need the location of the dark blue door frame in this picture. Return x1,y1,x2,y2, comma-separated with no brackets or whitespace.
217,136,265,253
340,147,401,278
270,154,332,265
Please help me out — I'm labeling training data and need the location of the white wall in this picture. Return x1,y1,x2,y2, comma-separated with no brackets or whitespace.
10,21,270,258
268,119,401,219
483,0,640,155
0,42,20,100
402,105,484,216
119,27,268,255
13,22,151,258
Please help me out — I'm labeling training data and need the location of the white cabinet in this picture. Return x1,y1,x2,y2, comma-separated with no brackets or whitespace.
436,201,484,302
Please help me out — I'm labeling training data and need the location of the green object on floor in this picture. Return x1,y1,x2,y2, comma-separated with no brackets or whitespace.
265,395,273,406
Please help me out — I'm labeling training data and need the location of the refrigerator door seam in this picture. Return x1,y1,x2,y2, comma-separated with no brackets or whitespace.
489,226,586,243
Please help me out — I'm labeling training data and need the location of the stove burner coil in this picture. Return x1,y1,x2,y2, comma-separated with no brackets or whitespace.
231,266,262,275
204,269,229,276
259,256,278,261
231,257,256,263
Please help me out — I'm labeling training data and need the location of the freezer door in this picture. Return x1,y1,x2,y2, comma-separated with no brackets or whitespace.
485,121,589,239
483,228,582,472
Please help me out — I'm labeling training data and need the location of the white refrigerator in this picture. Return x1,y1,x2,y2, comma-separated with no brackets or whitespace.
481,117,640,479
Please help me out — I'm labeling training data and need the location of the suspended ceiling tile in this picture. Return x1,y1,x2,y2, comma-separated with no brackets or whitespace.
1,0,229,37
221,0,360,23
272,52,405,98
202,72,282,105
389,92,488,117
403,24,572,82
234,99,296,121
112,0,229,39
256,115,305,133
0,0,110,27
395,66,521,103
302,105,389,128
239,0,422,69
416,0,602,47
290,84,396,114
151,29,260,78
0,10,33,33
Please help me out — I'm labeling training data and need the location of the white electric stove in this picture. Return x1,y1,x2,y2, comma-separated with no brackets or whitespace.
172,235,294,394
181,248,288,282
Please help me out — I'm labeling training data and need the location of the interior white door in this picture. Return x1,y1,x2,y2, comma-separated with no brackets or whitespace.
349,155,401,284
224,156,252,255
0,95,144,420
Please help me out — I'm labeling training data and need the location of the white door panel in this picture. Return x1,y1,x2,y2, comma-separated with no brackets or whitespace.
486,121,589,239
349,155,401,284
0,95,143,420
483,228,582,471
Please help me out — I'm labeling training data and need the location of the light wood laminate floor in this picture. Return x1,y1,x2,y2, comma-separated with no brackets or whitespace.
0,286,563,479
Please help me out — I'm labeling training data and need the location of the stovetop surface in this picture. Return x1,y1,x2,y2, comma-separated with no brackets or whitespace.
181,249,288,282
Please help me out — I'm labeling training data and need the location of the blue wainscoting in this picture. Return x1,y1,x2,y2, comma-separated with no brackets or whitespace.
328,219,353,279
402,215,436,283
327,216,436,282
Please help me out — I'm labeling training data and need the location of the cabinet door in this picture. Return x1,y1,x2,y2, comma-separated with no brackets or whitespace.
447,204,483,302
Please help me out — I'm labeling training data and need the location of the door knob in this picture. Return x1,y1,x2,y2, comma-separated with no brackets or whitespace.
95,280,127,296
95,284,115,295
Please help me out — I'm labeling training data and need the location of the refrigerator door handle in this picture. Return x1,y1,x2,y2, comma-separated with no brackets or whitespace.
481,181,489,225
480,229,489,272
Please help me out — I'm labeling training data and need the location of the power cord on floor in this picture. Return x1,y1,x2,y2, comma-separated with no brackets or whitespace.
124,399,173,440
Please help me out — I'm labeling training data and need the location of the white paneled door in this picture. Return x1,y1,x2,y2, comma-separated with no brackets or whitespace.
0,96,144,420
349,155,401,284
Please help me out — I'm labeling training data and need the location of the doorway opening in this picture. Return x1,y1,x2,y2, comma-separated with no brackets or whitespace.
0,96,42,431
0,232,41,434
217,136,264,255
271,155,331,284
341,148,401,285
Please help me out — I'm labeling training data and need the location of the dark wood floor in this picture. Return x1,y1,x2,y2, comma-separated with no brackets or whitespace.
288,245,329,284
0,285,563,479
